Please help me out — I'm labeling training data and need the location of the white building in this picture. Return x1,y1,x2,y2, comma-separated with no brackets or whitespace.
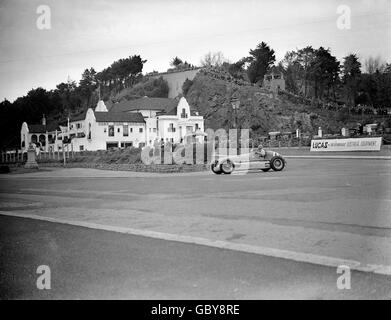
110,96,205,146
21,97,205,152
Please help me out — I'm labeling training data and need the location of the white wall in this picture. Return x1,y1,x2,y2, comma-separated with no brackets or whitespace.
152,69,200,98
61,109,147,151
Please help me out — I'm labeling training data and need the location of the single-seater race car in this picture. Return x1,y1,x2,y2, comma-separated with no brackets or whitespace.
211,146,287,174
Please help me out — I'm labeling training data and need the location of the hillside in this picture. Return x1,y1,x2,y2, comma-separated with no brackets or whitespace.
184,68,360,138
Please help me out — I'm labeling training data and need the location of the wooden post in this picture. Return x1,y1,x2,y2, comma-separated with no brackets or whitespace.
63,144,66,167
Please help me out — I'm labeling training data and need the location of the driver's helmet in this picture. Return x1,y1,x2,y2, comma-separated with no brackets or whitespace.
257,145,266,157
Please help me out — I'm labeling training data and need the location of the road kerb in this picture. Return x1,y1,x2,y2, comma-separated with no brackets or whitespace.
285,155,391,160
1,211,391,276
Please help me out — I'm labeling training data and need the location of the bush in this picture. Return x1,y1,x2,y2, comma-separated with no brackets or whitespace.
336,108,349,122
0,166,10,174
70,147,142,164
182,79,194,96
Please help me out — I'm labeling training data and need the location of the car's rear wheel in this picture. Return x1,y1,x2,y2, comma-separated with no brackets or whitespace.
270,156,285,171
211,162,222,174
220,159,235,174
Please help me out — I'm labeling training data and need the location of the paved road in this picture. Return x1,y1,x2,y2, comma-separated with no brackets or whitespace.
0,158,390,298
1,215,391,300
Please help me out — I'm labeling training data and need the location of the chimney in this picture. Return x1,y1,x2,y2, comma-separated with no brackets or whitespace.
42,114,46,126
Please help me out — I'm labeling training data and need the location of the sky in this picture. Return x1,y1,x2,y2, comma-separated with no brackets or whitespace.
0,0,390,102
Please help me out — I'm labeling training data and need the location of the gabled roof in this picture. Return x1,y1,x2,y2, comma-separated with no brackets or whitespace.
157,107,200,117
70,112,87,122
158,106,177,116
93,111,145,123
110,97,178,113
28,124,58,133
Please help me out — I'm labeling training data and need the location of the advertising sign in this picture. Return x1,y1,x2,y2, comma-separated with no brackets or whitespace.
310,137,382,152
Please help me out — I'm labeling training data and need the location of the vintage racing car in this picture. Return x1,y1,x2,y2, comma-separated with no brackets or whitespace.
210,147,287,174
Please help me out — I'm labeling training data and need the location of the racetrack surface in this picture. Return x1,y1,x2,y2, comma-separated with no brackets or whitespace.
0,158,391,297
1,215,391,300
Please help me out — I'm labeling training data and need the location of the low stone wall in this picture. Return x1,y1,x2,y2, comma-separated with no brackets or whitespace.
38,162,208,173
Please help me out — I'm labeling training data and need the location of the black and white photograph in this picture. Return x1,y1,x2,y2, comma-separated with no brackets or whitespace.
0,0,391,306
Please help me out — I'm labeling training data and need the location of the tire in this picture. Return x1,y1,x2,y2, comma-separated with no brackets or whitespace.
211,163,222,174
220,159,235,174
270,156,285,171
262,168,271,172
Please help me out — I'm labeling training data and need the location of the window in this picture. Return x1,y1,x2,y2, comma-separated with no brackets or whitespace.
79,146,84,151
181,108,188,118
123,125,129,137
130,128,133,133
153,128,157,133
139,128,143,133
108,125,114,137
106,142,118,149
195,123,199,130
125,142,133,148
120,142,133,148
168,123,176,132
117,127,121,133
76,123,82,129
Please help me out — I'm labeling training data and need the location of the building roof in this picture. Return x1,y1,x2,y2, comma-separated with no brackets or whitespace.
27,124,58,133
160,106,178,116
93,111,145,123
70,112,87,122
110,97,178,113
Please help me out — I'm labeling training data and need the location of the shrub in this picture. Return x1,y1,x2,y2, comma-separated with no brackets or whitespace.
0,166,10,174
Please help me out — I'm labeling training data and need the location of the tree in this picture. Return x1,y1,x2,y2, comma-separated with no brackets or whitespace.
364,56,386,74
170,57,183,68
342,54,361,110
296,46,316,97
281,51,301,94
225,58,249,80
79,68,98,108
182,78,194,96
246,42,276,83
200,51,227,67
384,63,391,74
308,47,340,99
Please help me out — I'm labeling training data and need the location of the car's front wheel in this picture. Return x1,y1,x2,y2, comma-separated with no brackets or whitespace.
220,159,235,174
270,156,285,171
211,162,222,174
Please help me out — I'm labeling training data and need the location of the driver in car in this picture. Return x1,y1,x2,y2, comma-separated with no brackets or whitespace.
254,145,274,160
